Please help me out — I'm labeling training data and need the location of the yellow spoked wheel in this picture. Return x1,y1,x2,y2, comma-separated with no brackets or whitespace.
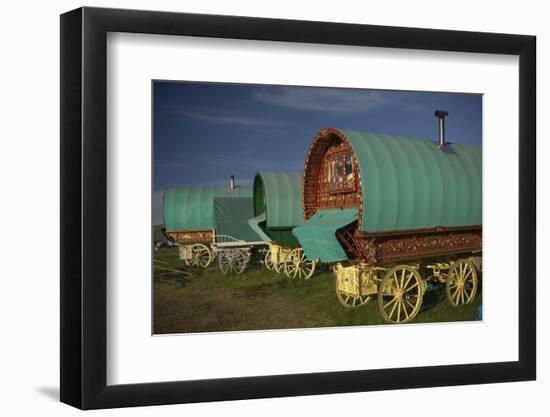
336,290,371,308
378,265,423,324
284,248,316,280
446,259,478,307
264,249,274,271
184,243,212,268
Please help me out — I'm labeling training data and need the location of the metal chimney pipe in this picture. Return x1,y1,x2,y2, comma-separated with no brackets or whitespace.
434,110,449,148
230,175,235,190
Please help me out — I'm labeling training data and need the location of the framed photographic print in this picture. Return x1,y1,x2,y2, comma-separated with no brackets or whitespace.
60,6,536,410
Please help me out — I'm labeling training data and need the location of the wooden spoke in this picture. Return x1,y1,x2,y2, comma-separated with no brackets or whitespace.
397,300,402,322
403,272,414,291
378,265,424,324
218,249,249,275
451,285,460,300
404,281,419,292
185,243,212,269
336,292,371,308
284,248,316,280
405,299,416,311
389,298,399,319
383,297,398,309
446,259,478,307
264,249,274,271
401,300,410,320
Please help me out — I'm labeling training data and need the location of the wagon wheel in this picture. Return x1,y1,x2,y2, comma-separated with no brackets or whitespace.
264,249,274,271
336,289,371,308
446,259,478,307
218,249,249,275
284,248,316,280
378,265,423,324
184,243,212,268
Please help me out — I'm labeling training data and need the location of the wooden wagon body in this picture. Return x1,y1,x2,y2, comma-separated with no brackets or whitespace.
292,127,482,322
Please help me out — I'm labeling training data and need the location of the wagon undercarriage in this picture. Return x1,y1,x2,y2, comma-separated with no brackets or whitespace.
334,254,481,323
332,222,482,323
168,231,319,279
265,244,317,280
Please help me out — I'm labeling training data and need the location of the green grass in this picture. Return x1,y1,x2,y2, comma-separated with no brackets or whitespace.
153,248,482,334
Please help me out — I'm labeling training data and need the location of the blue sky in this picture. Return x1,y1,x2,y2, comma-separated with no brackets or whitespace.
153,81,482,224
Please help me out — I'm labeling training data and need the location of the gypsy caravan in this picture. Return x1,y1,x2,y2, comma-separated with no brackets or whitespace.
293,117,482,323
163,177,266,274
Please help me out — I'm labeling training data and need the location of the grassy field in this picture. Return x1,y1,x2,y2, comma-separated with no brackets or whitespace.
153,247,482,334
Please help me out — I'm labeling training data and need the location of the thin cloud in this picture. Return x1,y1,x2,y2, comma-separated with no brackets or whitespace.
182,111,284,128
252,87,389,115
194,148,302,172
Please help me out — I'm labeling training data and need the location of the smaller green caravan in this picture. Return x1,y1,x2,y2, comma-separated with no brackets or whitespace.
248,172,317,279
163,182,267,274
164,184,254,236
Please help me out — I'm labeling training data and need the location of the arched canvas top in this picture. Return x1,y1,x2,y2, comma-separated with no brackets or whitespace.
344,130,482,232
303,128,482,234
164,185,253,231
253,172,304,228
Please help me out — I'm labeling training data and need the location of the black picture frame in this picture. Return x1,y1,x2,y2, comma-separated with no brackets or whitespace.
60,6,536,410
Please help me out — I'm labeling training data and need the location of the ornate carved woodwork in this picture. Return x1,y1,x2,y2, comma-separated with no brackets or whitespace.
352,229,482,264
303,128,362,220
165,230,213,244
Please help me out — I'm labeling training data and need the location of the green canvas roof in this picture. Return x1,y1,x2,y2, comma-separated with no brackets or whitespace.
253,172,304,228
292,208,358,262
342,130,482,233
163,185,252,231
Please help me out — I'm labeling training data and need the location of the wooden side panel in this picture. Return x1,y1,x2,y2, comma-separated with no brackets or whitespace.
165,230,213,244
352,229,482,264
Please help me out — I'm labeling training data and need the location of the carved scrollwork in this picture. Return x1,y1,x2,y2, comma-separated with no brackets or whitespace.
356,230,482,263
165,230,213,244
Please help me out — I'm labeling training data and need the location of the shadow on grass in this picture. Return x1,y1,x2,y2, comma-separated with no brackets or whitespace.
155,274,191,288
420,281,483,316
154,266,205,288
421,284,447,312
